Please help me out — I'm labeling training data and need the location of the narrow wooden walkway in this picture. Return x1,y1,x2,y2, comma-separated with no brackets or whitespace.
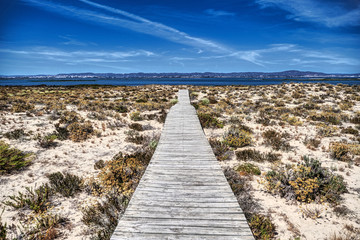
111,90,254,240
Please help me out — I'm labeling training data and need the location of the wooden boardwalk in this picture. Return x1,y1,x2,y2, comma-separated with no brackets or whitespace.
111,90,254,240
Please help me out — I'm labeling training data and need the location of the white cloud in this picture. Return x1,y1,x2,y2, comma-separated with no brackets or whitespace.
256,0,360,27
0,48,155,64
22,0,228,53
204,9,235,17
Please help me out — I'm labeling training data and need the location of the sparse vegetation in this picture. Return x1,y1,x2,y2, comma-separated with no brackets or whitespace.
264,156,347,204
48,172,82,197
0,141,32,174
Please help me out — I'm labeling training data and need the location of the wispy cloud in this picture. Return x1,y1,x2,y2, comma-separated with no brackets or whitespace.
169,44,359,68
59,35,97,46
204,9,235,17
22,0,228,53
256,0,360,27
0,47,155,64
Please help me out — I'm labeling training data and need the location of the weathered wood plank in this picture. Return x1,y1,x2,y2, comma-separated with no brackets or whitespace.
111,90,254,239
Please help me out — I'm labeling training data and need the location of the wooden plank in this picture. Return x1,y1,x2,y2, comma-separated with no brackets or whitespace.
111,90,254,240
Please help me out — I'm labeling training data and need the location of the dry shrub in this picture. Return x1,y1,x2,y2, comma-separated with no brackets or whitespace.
223,127,252,148
262,129,290,151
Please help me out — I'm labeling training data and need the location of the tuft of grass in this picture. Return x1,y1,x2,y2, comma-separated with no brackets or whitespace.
48,172,82,197
3,184,52,213
0,141,32,174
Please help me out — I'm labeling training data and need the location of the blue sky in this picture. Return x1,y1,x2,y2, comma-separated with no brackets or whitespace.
0,0,359,75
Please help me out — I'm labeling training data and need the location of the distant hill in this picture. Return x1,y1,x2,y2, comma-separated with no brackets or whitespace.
2,70,360,79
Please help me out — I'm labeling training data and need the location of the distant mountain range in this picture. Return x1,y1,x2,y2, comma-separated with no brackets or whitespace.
2,70,360,79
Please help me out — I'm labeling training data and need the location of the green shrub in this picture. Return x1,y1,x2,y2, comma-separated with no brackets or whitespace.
170,99,178,105
200,98,210,105
223,128,252,148
264,156,347,204
198,112,223,129
0,141,31,174
48,172,82,197
3,184,52,213
235,163,261,176
249,214,276,240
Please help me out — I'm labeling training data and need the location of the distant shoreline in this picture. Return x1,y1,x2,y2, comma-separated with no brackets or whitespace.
0,77,359,86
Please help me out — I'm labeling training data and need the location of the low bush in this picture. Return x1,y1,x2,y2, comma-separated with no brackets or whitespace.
249,214,276,240
130,111,143,121
208,138,231,161
129,123,143,131
309,112,341,125
223,127,252,148
304,137,321,149
115,105,128,113
316,124,338,137
0,141,31,174
341,127,358,135
82,191,126,239
26,212,65,240
67,121,94,142
11,102,35,113
97,147,155,197
264,156,347,204
3,184,52,213
4,129,27,140
262,129,290,151
125,130,148,145
200,98,210,105
236,149,281,162
48,172,82,197
59,111,82,125
235,163,261,176
38,134,58,148
197,112,223,129
330,142,360,162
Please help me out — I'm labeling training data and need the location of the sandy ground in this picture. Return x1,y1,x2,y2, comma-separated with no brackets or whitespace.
0,85,178,239
191,83,360,240
1,83,359,239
